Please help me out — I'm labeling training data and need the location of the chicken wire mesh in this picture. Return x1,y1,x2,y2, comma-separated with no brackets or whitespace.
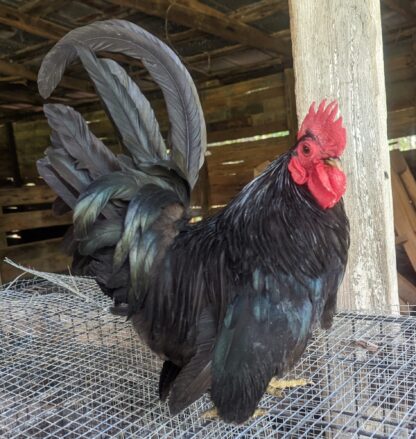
0,273,415,439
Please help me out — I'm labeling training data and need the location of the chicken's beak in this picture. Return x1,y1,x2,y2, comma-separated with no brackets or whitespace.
324,158,342,171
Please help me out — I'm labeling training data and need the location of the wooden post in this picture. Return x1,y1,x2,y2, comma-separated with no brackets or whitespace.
289,0,399,310
283,68,297,145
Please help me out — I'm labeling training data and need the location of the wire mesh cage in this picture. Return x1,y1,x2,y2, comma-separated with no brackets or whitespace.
0,274,415,439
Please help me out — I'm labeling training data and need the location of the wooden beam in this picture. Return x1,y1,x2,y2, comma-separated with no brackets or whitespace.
4,123,22,186
383,24,416,44
6,41,53,62
289,0,398,310
19,0,46,13
0,210,72,232
0,105,43,117
0,185,57,206
391,170,416,273
0,4,67,40
19,0,68,16
0,59,93,94
0,86,43,106
230,0,288,21
0,6,95,95
0,124,21,251
398,273,416,306
109,0,291,56
382,0,416,23
1,63,32,84
0,2,287,98
170,0,287,44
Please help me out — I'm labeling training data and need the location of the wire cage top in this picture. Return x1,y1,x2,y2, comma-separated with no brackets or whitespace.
0,274,415,439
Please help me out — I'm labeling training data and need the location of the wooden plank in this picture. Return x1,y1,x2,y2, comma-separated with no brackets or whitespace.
397,273,416,306
0,124,16,180
208,136,289,205
382,0,416,23
109,0,291,56
231,0,288,22
391,171,416,271
400,169,416,208
0,60,93,94
208,137,289,166
386,78,416,112
0,87,43,106
384,40,416,84
289,0,398,309
200,73,285,103
0,210,72,233
207,122,279,143
19,0,67,16
0,238,66,261
18,0,45,13
388,107,416,139
391,168,416,236
395,234,408,246
384,23,416,44
0,185,57,206
390,149,408,174
4,123,22,186
390,149,416,207
0,60,37,81
170,0,287,47
0,4,67,40
0,238,71,284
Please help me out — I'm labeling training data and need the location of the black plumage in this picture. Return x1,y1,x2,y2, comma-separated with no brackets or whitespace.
36,20,349,424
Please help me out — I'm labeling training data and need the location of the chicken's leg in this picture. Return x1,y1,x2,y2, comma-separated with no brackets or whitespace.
266,377,313,397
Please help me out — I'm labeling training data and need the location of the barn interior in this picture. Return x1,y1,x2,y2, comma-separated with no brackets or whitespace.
0,2,416,438
0,0,415,308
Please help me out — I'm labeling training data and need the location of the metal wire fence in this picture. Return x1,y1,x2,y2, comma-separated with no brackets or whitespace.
0,274,415,438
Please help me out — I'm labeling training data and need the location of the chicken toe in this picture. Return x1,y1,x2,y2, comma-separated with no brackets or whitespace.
201,407,267,421
266,377,313,397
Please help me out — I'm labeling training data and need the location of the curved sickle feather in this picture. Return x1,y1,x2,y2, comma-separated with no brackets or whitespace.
38,19,206,188
102,58,167,162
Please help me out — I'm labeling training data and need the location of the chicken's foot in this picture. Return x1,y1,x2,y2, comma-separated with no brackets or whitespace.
201,378,313,421
201,407,267,421
266,377,313,397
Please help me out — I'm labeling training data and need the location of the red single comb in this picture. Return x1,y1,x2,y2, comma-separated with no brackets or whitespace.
297,100,346,157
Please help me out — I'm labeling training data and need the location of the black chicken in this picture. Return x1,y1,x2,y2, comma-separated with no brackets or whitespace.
36,20,349,424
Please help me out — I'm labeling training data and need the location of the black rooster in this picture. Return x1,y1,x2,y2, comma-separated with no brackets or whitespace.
36,20,349,424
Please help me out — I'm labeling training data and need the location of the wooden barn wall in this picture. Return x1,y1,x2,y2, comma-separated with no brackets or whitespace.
0,39,414,282
0,125,15,181
3,73,290,211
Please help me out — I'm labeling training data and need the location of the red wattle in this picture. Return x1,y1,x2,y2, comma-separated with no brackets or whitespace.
307,162,346,209
288,157,308,185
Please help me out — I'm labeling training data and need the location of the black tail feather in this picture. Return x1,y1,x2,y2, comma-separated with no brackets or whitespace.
159,361,182,401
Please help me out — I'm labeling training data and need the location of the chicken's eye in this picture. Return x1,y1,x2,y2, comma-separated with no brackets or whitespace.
302,144,311,156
